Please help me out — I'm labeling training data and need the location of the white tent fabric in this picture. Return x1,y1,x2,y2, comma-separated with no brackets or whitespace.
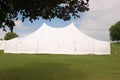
4,38,18,53
4,23,110,55
0,40,4,50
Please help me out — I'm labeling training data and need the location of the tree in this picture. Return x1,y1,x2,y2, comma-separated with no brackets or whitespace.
109,21,120,42
4,32,18,40
0,0,89,32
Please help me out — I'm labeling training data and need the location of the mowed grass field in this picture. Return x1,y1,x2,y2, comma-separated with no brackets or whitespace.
0,43,120,80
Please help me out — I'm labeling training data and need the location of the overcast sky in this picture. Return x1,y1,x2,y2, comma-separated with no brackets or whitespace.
75,0,120,41
0,0,120,41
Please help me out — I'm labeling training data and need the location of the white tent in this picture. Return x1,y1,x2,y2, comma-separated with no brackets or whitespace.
0,40,4,50
4,23,110,55
4,38,18,53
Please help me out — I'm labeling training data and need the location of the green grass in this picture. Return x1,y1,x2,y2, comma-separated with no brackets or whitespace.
111,43,120,55
0,43,120,80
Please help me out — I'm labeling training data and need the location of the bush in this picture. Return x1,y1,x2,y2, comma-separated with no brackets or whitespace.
4,32,18,40
109,21,120,42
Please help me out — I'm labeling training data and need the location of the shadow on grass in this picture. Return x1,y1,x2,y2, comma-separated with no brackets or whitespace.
0,62,87,80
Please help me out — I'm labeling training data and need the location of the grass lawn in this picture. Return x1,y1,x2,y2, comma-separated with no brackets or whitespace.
0,43,120,80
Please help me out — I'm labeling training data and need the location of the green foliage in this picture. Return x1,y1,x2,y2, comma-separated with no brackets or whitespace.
109,21,120,41
0,0,89,32
4,32,18,40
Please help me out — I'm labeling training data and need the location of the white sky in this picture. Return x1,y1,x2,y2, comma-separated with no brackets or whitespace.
0,0,120,41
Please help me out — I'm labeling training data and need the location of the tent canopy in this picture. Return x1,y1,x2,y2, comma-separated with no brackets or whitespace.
0,40,4,50
4,23,110,55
